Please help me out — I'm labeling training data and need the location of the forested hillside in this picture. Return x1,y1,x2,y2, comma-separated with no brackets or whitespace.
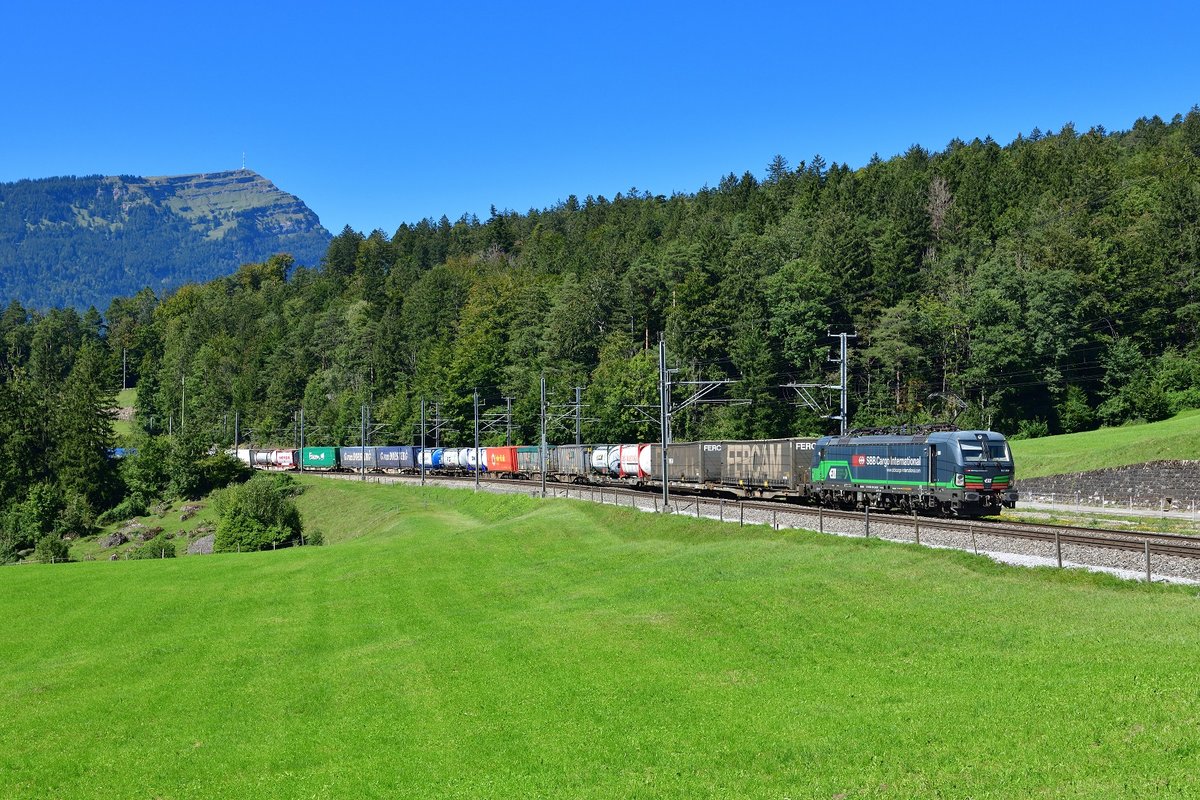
0,170,330,309
124,109,1199,449
3,108,1200,555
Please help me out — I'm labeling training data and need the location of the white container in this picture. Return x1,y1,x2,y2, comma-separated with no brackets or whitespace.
607,446,623,476
620,444,641,477
638,444,653,477
591,446,611,474
443,449,461,468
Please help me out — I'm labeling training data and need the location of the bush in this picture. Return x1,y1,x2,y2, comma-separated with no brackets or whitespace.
1011,418,1049,440
167,432,252,500
1055,385,1096,434
214,473,303,553
96,495,148,526
34,534,70,564
56,493,96,539
127,533,176,560
120,434,171,503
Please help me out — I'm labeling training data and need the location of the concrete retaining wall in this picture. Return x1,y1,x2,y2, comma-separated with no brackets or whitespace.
1018,460,1200,511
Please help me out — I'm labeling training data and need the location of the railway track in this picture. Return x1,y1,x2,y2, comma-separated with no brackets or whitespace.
307,470,1200,580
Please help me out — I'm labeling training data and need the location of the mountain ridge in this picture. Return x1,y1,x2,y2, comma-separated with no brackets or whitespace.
0,169,332,310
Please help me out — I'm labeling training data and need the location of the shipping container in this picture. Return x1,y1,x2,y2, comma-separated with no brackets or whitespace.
463,447,482,470
300,447,338,470
457,448,473,470
607,446,622,476
590,446,612,475
251,450,274,466
417,448,446,468
619,444,642,478
442,449,461,469
377,446,417,471
717,438,816,490
552,444,591,477
638,444,653,477
486,446,519,474
516,446,544,474
644,442,705,483
275,450,298,469
340,446,379,470
235,449,251,464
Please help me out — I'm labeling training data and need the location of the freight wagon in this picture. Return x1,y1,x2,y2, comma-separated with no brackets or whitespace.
642,438,817,499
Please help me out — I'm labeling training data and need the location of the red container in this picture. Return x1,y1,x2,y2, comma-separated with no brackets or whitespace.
486,446,519,474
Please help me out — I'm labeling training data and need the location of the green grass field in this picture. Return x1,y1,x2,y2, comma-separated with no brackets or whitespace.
3,477,1199,798
1011,409,1200,478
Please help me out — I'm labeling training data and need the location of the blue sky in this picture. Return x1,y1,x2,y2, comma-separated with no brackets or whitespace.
2,0,1197,235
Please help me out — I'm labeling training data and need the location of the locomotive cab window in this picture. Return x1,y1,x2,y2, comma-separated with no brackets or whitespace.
958,441,986,462
958,440,1011,462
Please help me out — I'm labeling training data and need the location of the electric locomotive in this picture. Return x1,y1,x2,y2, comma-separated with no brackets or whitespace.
812,427,1017,517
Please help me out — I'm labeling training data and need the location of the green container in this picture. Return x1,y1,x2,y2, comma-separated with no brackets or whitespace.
300,447,339,470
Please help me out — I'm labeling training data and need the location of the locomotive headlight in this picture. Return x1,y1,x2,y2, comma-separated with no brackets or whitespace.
955,473,965,487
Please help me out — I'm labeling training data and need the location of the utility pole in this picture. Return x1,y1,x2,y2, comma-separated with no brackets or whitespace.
434,402,441,447
659,334,670,511
122,348,127,391
180,375,186,433
299,408,305,472
360,404,367,481
504,396,513,446
420,399,427,487
234,410,239,450
473,389,484,492
540,374,548,498
574,386,583,446
829,332,858,436
632,334,746,512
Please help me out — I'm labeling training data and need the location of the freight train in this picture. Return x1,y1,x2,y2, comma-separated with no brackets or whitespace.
234,427,1017,517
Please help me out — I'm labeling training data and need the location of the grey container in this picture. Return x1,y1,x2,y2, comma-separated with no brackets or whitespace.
644,443,705,484
552,444,591,477
719,438,816,490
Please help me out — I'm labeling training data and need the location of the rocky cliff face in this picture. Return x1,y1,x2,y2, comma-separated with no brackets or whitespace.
124,170,325,239
0,170,332,309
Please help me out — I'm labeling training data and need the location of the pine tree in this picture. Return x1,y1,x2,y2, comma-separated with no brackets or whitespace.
53,340,119,515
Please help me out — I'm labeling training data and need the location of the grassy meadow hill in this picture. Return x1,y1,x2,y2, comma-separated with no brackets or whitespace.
2,477,1199,798
1010,409,1200,479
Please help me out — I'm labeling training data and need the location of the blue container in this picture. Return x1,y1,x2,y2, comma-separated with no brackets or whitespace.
340,446,379,469
377,446,416,470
